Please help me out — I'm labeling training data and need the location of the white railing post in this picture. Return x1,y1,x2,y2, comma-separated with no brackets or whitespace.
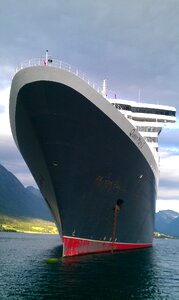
45,50,48,65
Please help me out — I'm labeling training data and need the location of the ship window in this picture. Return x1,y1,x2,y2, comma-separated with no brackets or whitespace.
112,103,176,117
52,160,59,167
131,107,176,116
145,137,157,143
137,126,160,132
112,103,131,111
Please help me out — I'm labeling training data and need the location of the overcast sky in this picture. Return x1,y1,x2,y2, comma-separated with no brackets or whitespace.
0,0,179,212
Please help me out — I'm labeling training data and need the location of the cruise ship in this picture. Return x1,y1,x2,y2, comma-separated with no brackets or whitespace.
9,53,176,256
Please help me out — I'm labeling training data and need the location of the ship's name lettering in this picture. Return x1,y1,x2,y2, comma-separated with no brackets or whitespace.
130,129,145,149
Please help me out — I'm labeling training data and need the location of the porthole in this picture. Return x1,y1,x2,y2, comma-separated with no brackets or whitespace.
52,160,59,167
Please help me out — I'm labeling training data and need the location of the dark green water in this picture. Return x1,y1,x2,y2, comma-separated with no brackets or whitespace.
0,233,178,299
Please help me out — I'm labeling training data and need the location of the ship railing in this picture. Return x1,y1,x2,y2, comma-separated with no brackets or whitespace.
15,58,102,94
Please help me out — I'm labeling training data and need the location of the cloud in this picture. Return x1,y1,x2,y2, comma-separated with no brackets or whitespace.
158,186,179,201
0,0,178,109
0,87,11,135
0,105,5,113
158,148,179,202
156,200,179,213
159,127,179,149
0,65,14,89
159,149,179,180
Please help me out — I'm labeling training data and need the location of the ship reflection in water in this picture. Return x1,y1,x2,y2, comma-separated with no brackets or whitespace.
0,233,179,299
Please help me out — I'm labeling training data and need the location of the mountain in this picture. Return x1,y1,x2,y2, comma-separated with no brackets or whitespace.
26,185,43,198
155,210,179,237
166,217,179,237
0,164,53,221
0,163,179,237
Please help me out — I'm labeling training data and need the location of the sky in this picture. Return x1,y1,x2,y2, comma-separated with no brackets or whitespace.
0,0,179,212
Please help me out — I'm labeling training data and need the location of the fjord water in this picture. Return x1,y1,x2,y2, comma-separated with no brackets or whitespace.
0,233,178,299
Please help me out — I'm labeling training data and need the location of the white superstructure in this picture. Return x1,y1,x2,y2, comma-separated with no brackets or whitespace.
107,97,176,162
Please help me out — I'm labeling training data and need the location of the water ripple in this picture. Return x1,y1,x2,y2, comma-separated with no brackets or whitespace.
0,233,179,299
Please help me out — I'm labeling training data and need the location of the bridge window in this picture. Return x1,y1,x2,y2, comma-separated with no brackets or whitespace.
112,103,176,117
132,107,175,116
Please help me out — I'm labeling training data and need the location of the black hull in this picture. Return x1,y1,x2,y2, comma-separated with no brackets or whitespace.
10,67,157,256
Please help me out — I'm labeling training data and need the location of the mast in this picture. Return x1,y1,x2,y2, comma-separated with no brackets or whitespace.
101,79,107,97
45,50,49,65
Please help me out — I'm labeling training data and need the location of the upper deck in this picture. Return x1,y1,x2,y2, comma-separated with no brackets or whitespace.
107,98,176,161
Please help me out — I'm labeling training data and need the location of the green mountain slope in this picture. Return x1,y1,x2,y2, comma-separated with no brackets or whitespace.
0,164,52,221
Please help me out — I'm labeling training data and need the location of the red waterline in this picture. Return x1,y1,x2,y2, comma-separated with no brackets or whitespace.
62,236,152,257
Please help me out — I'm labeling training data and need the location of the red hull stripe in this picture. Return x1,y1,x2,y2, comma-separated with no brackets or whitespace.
62,236,152,257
